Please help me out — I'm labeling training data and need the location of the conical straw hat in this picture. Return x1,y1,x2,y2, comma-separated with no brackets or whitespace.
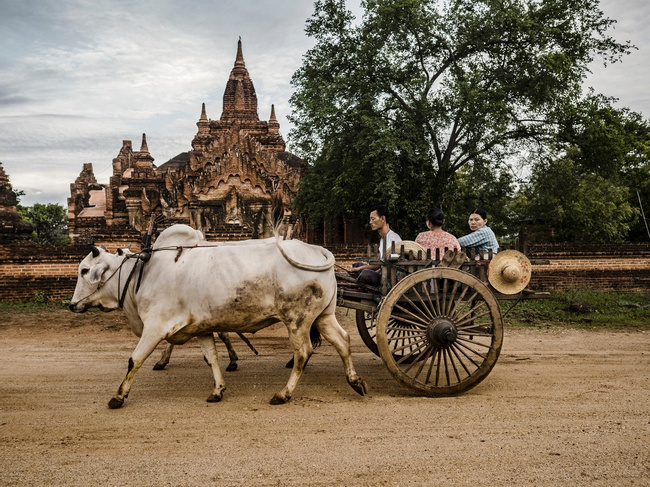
488,250,531,294
389,240,427,259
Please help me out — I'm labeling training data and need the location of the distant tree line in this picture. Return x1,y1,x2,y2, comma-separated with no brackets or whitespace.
14,190,69,245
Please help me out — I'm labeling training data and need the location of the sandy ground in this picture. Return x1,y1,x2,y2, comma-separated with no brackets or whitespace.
0,307,649,486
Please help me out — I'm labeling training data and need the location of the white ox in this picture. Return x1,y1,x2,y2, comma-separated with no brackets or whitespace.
69,224,368,408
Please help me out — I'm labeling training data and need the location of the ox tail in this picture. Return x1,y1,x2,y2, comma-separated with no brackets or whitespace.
271,193,334,272
271,192,285,238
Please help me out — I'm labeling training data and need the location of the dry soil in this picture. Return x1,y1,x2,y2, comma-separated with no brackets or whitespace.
1,307,649,486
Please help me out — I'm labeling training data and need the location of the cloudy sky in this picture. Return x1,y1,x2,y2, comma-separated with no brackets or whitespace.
1,0,648,208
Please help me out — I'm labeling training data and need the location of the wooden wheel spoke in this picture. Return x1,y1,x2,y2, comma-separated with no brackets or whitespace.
443,280,460,316
420,347,438,384
388,311,429,329
457,329,493,338
449,344,472,377
453,299,488,324
442,348,451,385
454,309,492,328
412,287,435,321
387,335,427,351
455,337,491,356
457,321,494,335
404,288,433,321
398,342,431,367
448,283,471,319
450,342,483,369
432,279,442,316
434,347,443,386
421,283,438,318
445,347,462,383
441,278,449,315
393,302,430,327
390,336,420,354
404,345,435,375
386,325,427,334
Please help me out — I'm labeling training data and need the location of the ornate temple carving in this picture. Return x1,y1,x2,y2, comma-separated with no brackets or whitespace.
68,39,304,244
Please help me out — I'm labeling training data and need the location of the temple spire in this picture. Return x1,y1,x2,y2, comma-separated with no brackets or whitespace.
200,102,208,122
140,133,149,153
268,104,279,133
235,36,245,68
220,38,259,121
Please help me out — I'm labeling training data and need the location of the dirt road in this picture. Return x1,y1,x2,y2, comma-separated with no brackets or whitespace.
1,308,649,486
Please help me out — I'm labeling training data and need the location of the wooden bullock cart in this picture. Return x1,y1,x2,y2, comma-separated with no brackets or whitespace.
335,241,545,397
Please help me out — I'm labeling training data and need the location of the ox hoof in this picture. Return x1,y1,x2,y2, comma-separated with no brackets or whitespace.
108,397,124,409
270,393,291,405
206,392,224,403
152,362,167,371
349,378,369,397
225,362,238,372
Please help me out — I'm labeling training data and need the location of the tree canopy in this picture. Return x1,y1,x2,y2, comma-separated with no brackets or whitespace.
289,0,634,239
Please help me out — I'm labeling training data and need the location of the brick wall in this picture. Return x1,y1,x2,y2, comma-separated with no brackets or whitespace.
0,238,89,302
524,243,650,292
1,238,648,303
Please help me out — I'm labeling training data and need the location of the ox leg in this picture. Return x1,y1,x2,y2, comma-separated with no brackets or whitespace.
109,331,162,409
153,343,174,370
270,322,312,405
197,334,227,403
314,312,368,397
217,332,239,372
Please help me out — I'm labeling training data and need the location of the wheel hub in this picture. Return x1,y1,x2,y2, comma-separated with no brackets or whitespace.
426,317,458,347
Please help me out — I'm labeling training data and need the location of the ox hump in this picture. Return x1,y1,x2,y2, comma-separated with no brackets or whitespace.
153,224,204,249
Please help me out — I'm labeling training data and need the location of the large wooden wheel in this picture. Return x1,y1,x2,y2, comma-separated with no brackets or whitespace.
376,267,503,396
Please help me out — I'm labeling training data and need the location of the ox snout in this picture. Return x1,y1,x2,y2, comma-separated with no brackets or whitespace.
69,301,88,313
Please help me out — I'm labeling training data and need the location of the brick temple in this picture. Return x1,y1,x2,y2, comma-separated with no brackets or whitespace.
67,39,304,247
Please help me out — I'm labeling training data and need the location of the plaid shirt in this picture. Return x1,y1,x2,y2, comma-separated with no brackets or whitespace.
457,226,499,253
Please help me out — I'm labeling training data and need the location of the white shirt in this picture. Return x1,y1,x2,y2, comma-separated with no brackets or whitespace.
379,229,402,259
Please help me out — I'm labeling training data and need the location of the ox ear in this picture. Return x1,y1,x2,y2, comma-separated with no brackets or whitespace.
91,246,100,258
88,263,108,285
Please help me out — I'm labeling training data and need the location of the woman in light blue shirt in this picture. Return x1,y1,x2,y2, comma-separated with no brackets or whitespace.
457,208,499,255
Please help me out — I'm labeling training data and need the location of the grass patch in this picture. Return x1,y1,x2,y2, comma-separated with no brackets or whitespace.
503,291,650,329
0,295,72,312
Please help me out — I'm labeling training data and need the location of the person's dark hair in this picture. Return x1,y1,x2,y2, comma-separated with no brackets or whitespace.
370,204,391,224
426,207,445,228
472,208,487,220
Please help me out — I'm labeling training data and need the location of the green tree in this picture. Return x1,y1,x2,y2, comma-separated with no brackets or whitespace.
289,0,632,237
556,94,650,177
514,158,635,242
516,96,650,242
17,202,70,245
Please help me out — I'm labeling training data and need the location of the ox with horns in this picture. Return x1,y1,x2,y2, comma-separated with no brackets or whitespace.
69,206,368,409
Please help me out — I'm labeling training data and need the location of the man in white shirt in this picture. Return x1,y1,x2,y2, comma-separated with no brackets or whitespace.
350,205,402,286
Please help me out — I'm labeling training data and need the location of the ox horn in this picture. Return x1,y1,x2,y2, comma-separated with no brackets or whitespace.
91,245,100,258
